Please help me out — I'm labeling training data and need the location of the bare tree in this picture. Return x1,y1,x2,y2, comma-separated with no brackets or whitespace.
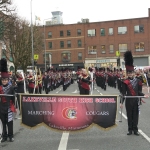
0,0,15,39
2,15,43,73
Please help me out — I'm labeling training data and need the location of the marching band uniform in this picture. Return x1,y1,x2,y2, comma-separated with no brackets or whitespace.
16,73,24,111
80,69,92,95
43,71,49,94
27,72,35,94
0,58,16,142
37,73,42,94
120,51,149,136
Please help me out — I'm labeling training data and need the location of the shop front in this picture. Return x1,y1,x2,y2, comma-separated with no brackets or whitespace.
85,58,117,69
52,62,84,71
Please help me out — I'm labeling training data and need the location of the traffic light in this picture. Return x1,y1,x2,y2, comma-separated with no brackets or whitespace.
117,58,120,66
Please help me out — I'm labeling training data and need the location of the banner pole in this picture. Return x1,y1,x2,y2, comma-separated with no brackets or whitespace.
0,119,3,143
119,95,123,122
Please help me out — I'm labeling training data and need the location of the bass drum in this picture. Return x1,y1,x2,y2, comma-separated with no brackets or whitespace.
0,119,3,142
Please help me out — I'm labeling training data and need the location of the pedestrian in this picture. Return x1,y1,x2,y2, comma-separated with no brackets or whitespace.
120,51,149,136
0,58,16,142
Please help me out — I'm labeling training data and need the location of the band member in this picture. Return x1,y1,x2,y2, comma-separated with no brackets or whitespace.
0,58,16,142
27,72,35,94
120,51,149,136
76,67,83,94
42,71,49,94
16,72,24,112
37,72,42,94
80,69,92,95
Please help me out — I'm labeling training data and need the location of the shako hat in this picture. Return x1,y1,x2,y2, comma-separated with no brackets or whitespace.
124,51,134,72
0,58,9,78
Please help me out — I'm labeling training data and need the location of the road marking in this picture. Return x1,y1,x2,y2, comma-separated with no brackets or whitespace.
119,111,127,119
58,132,69,150
138,130,150,143
72,90,77,93
100,93,103,95
119,111,150,143
56,88,62,93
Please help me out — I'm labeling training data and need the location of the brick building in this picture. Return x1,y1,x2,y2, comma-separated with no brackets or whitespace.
37,8,150,71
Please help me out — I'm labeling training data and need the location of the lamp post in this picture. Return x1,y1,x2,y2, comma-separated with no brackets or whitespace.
43,17,56,71
96,50,97,67
30,0,34,73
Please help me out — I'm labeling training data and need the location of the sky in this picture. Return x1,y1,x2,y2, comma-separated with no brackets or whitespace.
12,0,150,25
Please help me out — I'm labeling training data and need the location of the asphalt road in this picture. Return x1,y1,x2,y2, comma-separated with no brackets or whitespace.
0,81,150,150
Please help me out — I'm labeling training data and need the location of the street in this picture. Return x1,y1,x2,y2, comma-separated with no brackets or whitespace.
0,81,150,150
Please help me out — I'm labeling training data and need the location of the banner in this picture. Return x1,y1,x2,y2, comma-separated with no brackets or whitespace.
21,94,117,131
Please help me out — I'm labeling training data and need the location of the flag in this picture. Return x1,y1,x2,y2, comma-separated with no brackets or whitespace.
35,15,41,21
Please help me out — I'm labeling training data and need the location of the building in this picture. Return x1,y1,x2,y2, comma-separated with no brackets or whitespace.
37,8,150,71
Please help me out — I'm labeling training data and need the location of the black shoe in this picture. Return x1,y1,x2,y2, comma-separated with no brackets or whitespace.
1,138,7,142
9,137,14,142
127,131,132,135
134,132,140,136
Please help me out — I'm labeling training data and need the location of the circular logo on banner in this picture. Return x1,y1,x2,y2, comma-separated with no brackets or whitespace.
62,107,77,120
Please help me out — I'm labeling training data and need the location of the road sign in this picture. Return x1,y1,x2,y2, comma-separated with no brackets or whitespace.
116,51,120,57
34,54,39,60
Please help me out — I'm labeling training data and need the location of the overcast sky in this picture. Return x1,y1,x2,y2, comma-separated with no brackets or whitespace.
12,0,150,24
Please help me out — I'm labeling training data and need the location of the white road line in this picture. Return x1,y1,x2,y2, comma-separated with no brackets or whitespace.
138,130,150,143
58,132,69,150
119,111,127,119
72,90,77,93
56,88,62,93
100,93,103,95
68,149,79,150
119,111,150,143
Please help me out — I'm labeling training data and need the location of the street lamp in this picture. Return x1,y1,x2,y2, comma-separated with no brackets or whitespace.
96,50,97,67
43,17,56,71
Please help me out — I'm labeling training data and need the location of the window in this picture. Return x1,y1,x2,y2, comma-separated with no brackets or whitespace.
67,30,71,36
67,40,71,48
48,42,52,49
78,52,82,60
109,28,113,35
61,52,71,62
101,45,106,53
78,40,82,47
118,26,127,34
100,28,105,36
119,44,127,52
77,29,81,36
109,45,114,53
87,29,96,36
60,41,64,48
48,32,52,38
88,46,97,54
134,25,144,33
135,42,144,51
60,31,63,36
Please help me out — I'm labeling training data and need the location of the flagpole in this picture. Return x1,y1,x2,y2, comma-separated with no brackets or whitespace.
31,0,34,73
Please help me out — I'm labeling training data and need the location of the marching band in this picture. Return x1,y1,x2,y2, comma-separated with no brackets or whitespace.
0,56,150,142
